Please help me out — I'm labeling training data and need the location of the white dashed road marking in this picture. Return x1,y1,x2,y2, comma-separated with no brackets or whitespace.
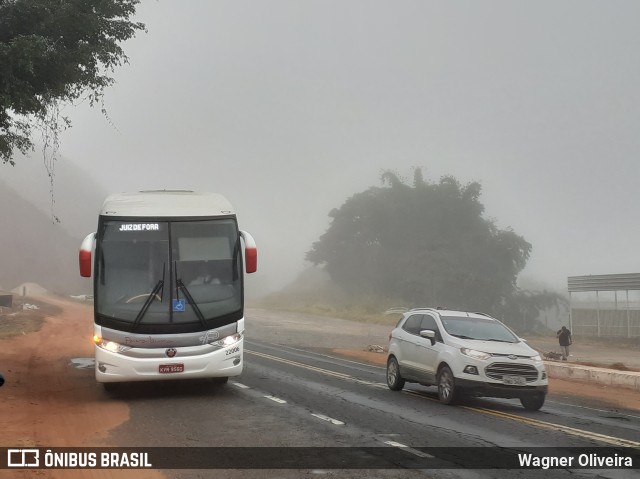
230,381,250,389
383,441,434,458
311,413,345,425
264,395,287,404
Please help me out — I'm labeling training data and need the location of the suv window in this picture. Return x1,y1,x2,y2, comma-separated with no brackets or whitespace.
419,314,442,342
402,314,423,335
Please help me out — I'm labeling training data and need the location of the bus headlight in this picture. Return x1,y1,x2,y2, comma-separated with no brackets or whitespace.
214,332,243,347
94,336,130,353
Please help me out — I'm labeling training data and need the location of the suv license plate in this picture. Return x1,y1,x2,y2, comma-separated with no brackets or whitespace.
502,375,526,386
159,364,184,374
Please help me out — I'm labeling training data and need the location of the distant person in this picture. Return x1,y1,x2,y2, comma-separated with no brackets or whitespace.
556,326,572,361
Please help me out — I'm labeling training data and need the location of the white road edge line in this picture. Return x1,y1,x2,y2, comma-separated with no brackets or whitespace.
311,413,345,425
277,344,387,370
264,395,287,404
383,441,434,458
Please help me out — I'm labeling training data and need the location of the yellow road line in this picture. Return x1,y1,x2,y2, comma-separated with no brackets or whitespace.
462,406,640,448
247,349,357,380
246,349,640,448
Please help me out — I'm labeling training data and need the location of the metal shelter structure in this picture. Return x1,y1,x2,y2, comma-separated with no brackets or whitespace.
567,273,640,338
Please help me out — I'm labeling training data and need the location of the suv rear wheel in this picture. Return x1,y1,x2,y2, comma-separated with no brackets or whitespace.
520,393,545,411
386,356,405,391
437,365,458,405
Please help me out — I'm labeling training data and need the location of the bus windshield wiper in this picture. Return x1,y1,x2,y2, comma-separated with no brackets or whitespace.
131,279,164,330
176,278,208,328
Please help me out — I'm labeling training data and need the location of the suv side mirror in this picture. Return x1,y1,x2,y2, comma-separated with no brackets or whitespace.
419,329,436,345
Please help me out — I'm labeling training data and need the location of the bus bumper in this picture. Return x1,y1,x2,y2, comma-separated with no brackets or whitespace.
95,341,243,383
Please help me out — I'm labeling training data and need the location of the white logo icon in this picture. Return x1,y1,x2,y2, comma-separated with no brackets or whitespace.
199,330,220,344
8,449,39,467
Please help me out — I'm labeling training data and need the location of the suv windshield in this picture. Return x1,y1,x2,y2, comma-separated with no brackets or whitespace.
440,316,518,343
95,218,242,332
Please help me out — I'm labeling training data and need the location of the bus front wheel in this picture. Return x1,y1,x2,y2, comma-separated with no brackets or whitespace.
102,382,119,392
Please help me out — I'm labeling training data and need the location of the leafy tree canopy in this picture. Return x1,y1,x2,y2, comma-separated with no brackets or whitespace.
307,168,540,319
0,0,145,165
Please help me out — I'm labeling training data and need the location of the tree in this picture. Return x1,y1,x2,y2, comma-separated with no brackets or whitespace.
501,289,569,333
0,0,145,165
307,168,535,317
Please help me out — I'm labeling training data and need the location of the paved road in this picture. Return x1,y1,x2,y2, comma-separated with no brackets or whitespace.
107,329,640,478
6,298,638,479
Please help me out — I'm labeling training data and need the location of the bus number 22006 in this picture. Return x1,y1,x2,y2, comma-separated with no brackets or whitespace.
226,346,240,355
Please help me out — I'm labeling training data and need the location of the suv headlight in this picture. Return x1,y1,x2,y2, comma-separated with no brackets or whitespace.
460,348,491,360
531,354,542,362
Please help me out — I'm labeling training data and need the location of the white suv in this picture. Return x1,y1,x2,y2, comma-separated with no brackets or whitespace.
386,308,548,410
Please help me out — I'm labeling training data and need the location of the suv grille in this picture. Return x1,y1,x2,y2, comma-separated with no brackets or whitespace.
490,353,530,359
485,363,539,382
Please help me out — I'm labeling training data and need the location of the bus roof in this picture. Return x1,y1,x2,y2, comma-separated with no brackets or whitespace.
100,191,236,218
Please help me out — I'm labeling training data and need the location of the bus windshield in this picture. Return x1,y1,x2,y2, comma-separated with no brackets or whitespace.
95,218,242,332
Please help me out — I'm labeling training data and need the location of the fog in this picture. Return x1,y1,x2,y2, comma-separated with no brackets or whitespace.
5,1,640,296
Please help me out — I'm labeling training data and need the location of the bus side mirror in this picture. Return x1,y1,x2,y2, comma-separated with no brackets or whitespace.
240,230,257,274
79,233,95,278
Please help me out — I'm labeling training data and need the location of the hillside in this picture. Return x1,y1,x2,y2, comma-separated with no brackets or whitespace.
0,156,107,295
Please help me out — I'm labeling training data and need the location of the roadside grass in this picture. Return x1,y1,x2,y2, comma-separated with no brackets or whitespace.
254,289,404,325
0,298,62,339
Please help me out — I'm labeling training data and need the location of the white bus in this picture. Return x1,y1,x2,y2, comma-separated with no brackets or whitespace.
79,190,257,390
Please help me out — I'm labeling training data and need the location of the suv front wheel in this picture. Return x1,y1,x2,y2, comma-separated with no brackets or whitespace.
520,393,545,411
386,356,405,391
437,365,459,405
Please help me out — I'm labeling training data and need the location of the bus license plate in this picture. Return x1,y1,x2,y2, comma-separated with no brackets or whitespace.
159,364,184,374
503,375,526,386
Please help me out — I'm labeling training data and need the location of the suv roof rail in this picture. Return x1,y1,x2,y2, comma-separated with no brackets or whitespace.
473,311,495,319
404,306,469,314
